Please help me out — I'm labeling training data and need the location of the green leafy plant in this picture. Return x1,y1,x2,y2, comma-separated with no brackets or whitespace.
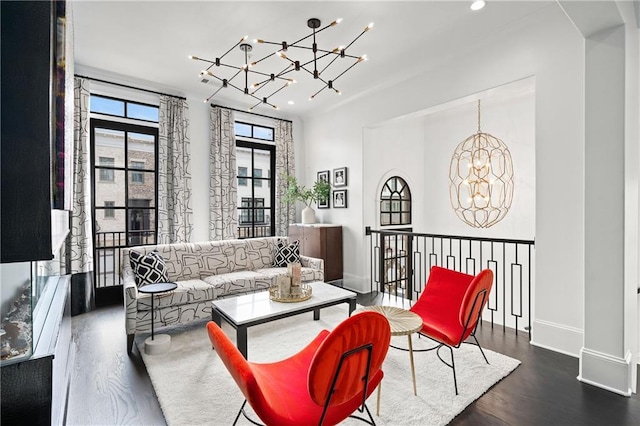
283,175,331,207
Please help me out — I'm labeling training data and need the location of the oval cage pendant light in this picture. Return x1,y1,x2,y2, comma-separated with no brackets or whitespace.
449,100,514,228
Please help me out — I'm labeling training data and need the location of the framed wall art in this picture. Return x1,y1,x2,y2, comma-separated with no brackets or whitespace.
317,170,330,208
333,189,347,208
333,167,347,187
317,170,330,184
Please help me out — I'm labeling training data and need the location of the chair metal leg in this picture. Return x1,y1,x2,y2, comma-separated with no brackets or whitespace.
435,344,458,395
471,334,490,364
449,346,458,395
348,403,377,426
232,400,246,426
363,402,377,426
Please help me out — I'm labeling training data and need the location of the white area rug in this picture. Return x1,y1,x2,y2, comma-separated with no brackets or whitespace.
137,305,520,426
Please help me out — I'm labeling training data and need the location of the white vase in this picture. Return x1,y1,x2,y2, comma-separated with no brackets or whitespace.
301,206,316,224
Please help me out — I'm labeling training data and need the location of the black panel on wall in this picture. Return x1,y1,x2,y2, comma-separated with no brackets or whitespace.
1,1,54,263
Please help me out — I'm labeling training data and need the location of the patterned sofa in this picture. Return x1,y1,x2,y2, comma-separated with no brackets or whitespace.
122,237,324,352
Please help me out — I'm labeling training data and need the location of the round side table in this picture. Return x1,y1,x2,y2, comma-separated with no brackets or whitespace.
355,305,423,415
138,282,177,355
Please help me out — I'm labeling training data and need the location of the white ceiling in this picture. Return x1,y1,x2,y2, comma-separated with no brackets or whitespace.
72,1,552,118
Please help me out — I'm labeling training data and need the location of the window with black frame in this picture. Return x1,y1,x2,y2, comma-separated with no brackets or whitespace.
380,176,412,226
89,94,159,292
235,122,275,239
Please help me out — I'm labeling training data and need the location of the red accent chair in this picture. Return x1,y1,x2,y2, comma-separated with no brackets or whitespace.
206,311,391,426
410,266,494,395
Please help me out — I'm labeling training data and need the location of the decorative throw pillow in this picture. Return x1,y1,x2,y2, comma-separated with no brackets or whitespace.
273,239,301,267
129,250,169,287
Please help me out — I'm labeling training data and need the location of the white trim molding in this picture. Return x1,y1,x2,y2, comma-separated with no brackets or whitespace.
578,348,633,396
341,272,369,294
530,319,583,357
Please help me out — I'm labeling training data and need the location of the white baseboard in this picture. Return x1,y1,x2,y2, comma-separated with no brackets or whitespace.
530,319,583,357
578,348,633,396
341,273,371,294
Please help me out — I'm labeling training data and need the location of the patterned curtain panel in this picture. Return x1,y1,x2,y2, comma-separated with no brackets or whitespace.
69,77,94,274
209,106,238,240
69,77,95,315
158,96,193,244
275,120,295,236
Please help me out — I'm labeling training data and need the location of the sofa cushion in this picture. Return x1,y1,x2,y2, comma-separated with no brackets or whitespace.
254,267,323,283
129,250,169,287
202,271,272,296
137,279,216,311
273,239,300,267
197,240,254,276
244,237,280,270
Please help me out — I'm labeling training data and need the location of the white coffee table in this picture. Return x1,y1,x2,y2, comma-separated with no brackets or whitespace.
211,281,357,359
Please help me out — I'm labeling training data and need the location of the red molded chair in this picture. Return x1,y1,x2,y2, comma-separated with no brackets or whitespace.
410,266,494,395
206,311,391,426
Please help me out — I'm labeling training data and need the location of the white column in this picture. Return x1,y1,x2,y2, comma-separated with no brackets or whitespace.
578,23,632,396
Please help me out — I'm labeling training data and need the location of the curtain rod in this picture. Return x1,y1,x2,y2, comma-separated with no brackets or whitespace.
74,74,187,101
210,104,293,124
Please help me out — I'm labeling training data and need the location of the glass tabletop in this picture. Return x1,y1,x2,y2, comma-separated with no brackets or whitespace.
138,282,177,294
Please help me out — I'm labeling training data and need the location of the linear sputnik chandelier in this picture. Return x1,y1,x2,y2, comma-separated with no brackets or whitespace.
189,18,372,111
449,100,514,228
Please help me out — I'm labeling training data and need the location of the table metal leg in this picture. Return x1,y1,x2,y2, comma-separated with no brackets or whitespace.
348,298,356,316
150,294,155,340
408,334,417,396
237,326,248,359
211,308,222,326
313,309,320,320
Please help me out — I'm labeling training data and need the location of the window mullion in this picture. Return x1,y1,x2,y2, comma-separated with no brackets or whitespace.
124,130,129,245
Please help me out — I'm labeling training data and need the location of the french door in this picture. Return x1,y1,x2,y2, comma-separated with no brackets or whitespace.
90,119,158,303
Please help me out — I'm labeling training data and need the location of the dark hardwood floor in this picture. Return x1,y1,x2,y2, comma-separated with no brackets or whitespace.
67,292,640,425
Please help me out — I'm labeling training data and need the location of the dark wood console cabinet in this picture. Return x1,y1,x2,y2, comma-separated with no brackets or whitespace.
288,224,343,281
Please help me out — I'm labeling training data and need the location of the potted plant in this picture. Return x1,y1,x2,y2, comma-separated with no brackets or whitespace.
283,175,331,224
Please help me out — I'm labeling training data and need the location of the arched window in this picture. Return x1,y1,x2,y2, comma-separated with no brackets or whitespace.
380,176,412,226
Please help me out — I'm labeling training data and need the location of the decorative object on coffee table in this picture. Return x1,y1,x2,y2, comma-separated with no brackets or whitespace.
269,263,312,302
138,282,177,355
269,282,313,303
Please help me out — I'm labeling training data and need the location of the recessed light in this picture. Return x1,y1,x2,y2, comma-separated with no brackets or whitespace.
470,0,486,11
288,100,294,105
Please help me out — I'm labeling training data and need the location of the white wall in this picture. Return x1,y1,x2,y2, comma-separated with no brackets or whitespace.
363,120,426,232
303,4,585,354
421,85,535,240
